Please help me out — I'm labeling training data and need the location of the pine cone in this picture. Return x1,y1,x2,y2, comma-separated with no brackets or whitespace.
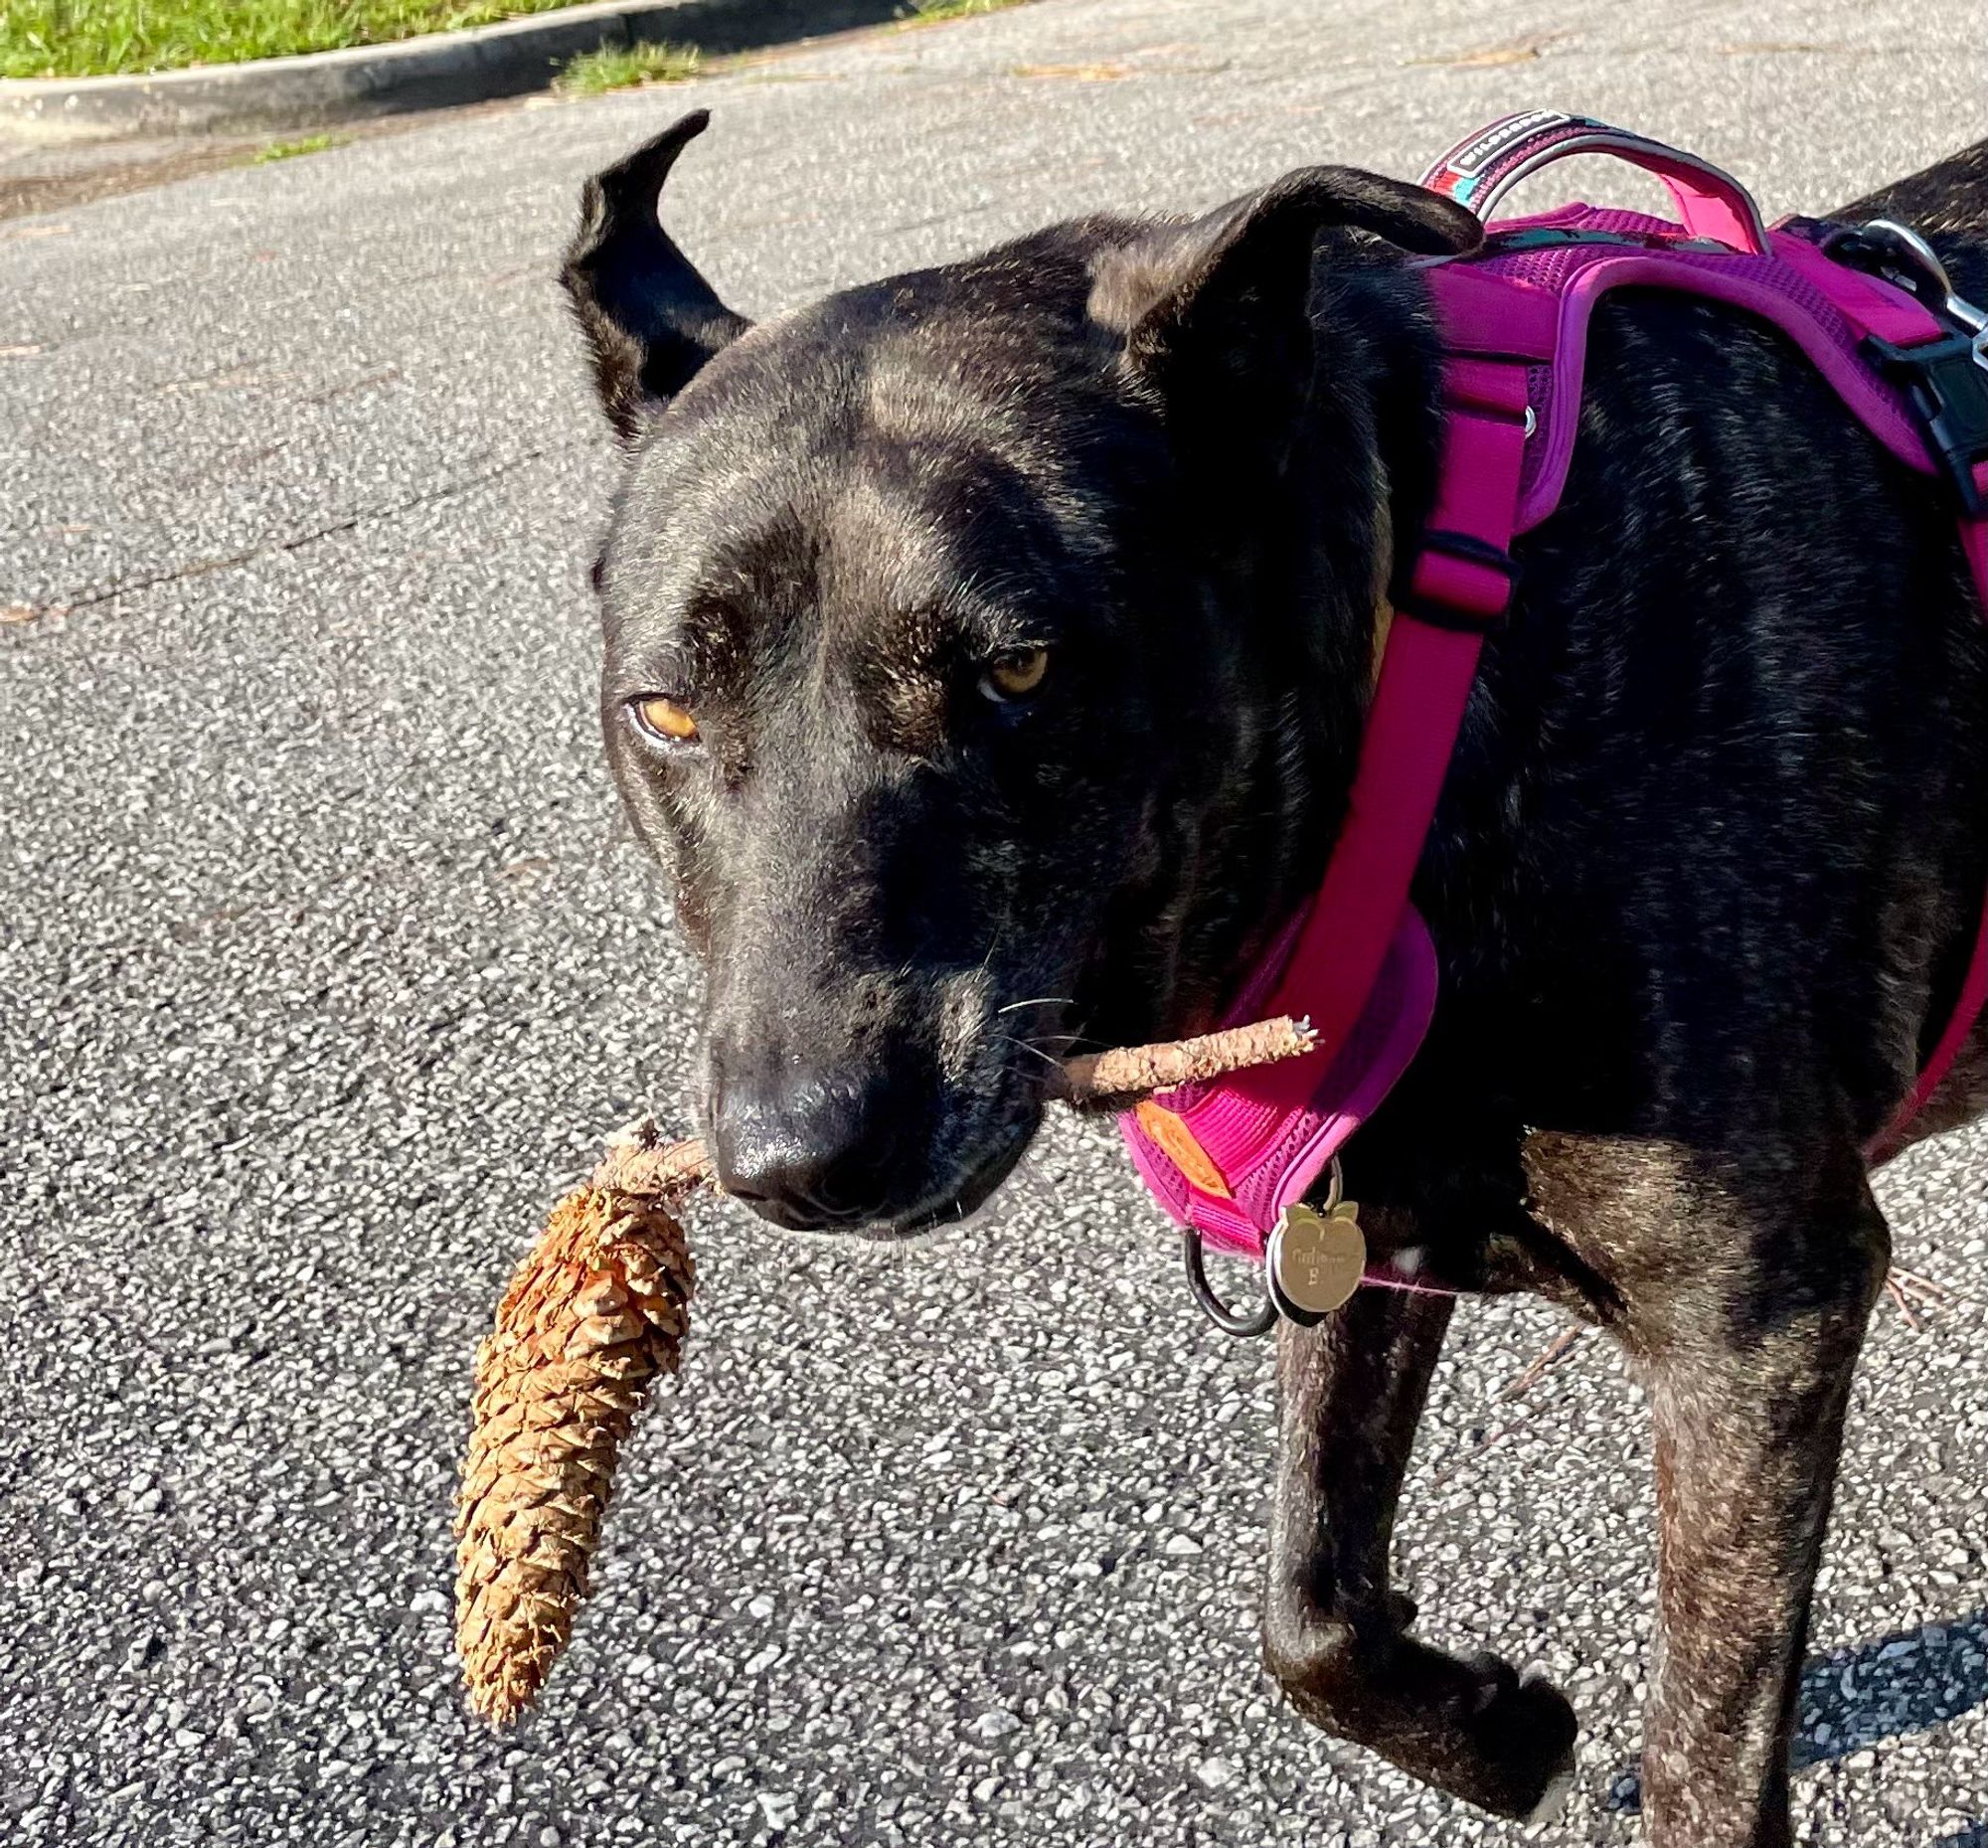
453,1182,695,1725
444,1010,1317,1727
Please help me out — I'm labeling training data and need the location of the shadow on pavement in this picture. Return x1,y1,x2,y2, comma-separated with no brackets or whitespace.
1603,1606,1988,1813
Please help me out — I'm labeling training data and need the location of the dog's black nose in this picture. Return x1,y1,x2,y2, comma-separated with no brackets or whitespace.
710,1069,904,1230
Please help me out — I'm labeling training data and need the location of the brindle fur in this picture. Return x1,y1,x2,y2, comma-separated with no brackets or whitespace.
560,116,1988,1845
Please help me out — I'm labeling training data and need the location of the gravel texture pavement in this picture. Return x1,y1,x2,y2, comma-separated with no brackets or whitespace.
3,2,1985,1844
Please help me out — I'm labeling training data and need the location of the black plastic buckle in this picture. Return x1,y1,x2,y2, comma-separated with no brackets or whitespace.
1820,219,1988,519
1866,329,1988,517
1393,529,1520,630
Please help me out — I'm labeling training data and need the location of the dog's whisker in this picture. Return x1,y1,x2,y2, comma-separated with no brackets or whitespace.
991,1032,1064,1073
995,995,1077,1016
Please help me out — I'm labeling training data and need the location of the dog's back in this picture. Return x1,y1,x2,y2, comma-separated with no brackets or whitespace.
1837,135,1988,249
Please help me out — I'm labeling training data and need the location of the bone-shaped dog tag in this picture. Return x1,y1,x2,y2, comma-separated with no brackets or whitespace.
1266,1201,1366,1325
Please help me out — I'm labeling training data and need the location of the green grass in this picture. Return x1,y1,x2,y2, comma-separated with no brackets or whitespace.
553,38,700,94
0,1,588,80
253,132,339,161
901,0,1025,22
3,0,1036,79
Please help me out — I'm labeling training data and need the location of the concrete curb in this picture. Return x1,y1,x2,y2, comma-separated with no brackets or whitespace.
0,0,906,144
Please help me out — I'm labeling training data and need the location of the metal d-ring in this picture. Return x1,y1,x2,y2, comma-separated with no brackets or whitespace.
1182,1226,1278,1339
1825,219,1988,347
1182,1159,1352,1338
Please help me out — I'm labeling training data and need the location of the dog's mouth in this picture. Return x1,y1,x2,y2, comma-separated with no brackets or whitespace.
732,1094,1045,1246
861,1110,1040,1240
707,979,1083,1242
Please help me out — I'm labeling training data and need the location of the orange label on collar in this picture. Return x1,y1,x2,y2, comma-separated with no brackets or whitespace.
1134,1100,1232,1199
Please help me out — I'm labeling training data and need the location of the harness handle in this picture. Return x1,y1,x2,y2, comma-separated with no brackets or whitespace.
1418,111,1770,256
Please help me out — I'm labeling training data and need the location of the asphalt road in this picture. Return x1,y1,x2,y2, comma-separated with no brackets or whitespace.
4,2,1987,1844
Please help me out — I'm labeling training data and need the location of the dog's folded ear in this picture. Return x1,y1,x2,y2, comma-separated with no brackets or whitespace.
1090,166,1480,451
561,110,751,440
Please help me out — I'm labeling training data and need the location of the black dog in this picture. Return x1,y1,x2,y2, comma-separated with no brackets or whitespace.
559,113,1988,1845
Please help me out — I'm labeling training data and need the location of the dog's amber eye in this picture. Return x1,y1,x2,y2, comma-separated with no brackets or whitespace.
631,695,700,744
978,646,1050,703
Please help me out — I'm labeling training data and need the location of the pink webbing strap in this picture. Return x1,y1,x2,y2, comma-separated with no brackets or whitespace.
1419,111,1769,255
1136,333,1532,1274
1771,229,1965,349
1255,343,1532,1070
1773,237,1988,1152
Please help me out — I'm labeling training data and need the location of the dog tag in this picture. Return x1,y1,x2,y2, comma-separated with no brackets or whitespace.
1266,1201,1367,1324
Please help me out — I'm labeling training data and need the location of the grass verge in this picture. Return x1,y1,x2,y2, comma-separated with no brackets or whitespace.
554,39,701,93
1,1,586,80
4,0,1036,81
253,132,340,161
901,0,1026,23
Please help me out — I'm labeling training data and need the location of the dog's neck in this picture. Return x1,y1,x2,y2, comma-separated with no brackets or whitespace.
1128,254,1450,1039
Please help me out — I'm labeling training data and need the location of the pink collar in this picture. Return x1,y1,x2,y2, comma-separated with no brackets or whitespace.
1119,111,1988,1317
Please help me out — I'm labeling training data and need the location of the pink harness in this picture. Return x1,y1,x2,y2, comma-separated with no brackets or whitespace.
1121,113,1988,1322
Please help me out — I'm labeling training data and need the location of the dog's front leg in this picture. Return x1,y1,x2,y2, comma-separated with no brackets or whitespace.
1636,1164,1890,1848
1263,1278,1578,1820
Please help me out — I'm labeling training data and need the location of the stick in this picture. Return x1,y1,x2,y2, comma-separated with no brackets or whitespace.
1497,1324,1587,1402
1883,1265,1958,1333
1053,1014,1314,1107
592,1125,713,1200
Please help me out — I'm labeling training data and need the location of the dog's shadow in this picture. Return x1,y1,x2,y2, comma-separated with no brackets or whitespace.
1604,1606,1988,1829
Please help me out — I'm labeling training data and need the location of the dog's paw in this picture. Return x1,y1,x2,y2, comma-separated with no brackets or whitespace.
1456,1654,1580,1821
1266,1617,1580,1823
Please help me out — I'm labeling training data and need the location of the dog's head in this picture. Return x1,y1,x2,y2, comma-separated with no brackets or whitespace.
563,111,1476,1235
